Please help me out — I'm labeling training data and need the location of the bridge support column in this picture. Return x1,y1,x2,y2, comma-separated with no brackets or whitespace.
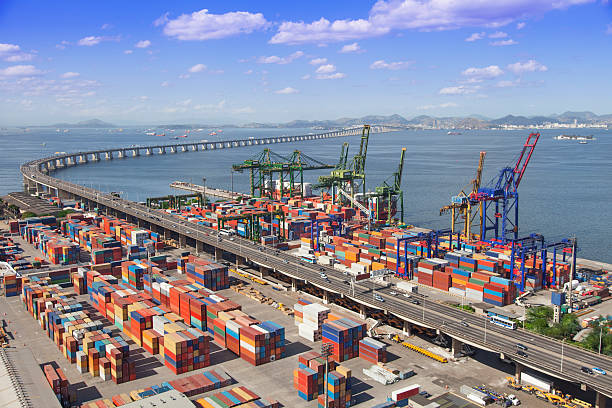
359,304,367,319
291,278,297,292
258,265,269,279
403,321,412,336
196,241,203,254
235,255,246,268
178,234,186,248
451,338,463,358
595,392,607,408
214,247,223,261
514,362,523,383
322,291,329,305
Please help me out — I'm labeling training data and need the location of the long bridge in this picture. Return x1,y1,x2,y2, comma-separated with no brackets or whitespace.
19,126,611,407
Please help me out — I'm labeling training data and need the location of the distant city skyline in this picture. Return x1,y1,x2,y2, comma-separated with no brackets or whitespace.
1,0,611,125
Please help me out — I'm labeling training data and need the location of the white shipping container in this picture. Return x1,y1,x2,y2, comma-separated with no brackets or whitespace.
521,372,553,393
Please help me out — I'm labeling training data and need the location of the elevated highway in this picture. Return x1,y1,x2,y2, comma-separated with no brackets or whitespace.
19,127,611,406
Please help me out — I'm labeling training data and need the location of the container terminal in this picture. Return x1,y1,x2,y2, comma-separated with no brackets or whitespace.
0,125,610,408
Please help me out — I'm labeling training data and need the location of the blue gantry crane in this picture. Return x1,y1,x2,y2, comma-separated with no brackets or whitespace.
477,133,540,243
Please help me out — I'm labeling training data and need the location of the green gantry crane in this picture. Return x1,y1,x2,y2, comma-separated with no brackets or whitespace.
367,147,406,224
232,149,333,199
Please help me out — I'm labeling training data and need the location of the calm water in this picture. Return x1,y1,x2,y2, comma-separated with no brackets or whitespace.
1,127,611,263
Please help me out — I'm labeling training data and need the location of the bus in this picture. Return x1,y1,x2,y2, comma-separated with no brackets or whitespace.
219,228,235,237
489,315,517,330
300,254,316,264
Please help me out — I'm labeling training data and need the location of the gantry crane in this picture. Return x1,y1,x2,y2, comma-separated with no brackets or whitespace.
315,125,370,210
440,151,486,240
232,148,333,199
477,132,539,243
368,147,406,224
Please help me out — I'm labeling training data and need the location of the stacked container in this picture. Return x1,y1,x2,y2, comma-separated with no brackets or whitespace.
322,317,366,362
298,302,330,342
359,337,387,364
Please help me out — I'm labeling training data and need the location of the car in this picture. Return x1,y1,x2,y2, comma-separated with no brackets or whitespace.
516,343,528,351
320,267,326,272
581,367,594,375
592,367,606,375
389,291,398,296
461,321,469,327
516,350,528,357
403,293,412,298
375,295,385,302
419,391,431,398
411,299,420,305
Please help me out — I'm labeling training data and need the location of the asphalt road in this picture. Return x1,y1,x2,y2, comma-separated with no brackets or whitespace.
20,153,612,399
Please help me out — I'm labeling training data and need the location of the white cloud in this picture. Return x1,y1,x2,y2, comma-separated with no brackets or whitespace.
418,102,458,110
0,65,42,77
0,43,34,62
489,31,508,38
490,39,518,46
124,50,133,54
339,42,362,53
496,79,521,87
301,74,311,80
257,51,304,64
233,106,255,114
61,72,80,79
153,12,169,27
516,22,526,29
161,9,268,40
188,63,207,73
439,85,478,95
316,64,337,74
135,40,151,48
461,65,504,79
244,69,253,74
77,36,118,46
270,0,593,44
101,23,113,30
370,60,413,70
606,23,612,35
161,81,169,87
56,40,70,50
179,74,190,79
275,87,299,94
309,57,328,65
465,32,485,42
507,59,548,74
316,72,346,79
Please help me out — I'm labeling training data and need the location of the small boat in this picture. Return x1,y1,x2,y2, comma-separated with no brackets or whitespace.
447,131,462,135
155,133,165,137
579,140,588,144
209,131,217,136
177,134,188,138
145,132,155,136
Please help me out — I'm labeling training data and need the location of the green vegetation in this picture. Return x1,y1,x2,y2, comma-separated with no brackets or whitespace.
578,323,612,356
453,304,475,313
21,211,38,219
524,306,580,341
55,209,75,218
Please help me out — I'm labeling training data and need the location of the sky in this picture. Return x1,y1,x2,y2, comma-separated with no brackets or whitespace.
1,0,612,125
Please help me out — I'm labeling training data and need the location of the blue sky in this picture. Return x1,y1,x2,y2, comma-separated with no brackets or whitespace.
1,0,611,125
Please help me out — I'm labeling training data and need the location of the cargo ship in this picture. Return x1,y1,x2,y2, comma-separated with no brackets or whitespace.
553,134,595,141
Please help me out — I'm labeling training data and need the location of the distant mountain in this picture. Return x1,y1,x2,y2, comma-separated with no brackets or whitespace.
49,119,116,128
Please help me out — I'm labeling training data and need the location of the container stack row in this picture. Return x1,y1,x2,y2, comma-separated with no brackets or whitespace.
322,317,366,363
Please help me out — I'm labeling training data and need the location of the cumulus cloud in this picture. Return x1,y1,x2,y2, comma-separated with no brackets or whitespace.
490,39,518,46
488,31,508,38
461,65,504,79
257,51,304,64
188,64,207,73
507,59,548,74
465,32,485,42
439,85,478,95
0,43,35,62
339,42,362,53
418,102,458,110
516,22,526,29
101,23,113,30
135,40,151,48
496,79,521,88
275,87,299,94
317,72,346,79
61,72,80,79
606,23,612,35
301,74,311,80
0,65,42,77
161,9,268,40
370,60,414,70
161,81,170,87
77,36,118,46
315,64,337,74
309,57,328,65
270,0,593,44
124,50,134,54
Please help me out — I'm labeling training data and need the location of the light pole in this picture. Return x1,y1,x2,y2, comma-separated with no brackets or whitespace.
484,317,487,343
599,323,603,355
422,299,425,322
321,343,333,408
560,339,565,372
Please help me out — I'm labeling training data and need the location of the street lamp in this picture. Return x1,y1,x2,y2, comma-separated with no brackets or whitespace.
599,322,604,355
560,338,565,372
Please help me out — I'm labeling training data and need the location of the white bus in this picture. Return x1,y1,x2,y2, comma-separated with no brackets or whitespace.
489,315,517,330
219,228,235,237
